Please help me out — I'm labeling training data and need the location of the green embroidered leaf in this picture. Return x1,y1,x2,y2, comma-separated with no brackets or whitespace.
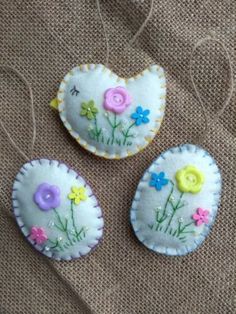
91,107,98,114
88,100,95,107
87,111,94,120
80,100,98,120
80,109,87,116
81,102,88,109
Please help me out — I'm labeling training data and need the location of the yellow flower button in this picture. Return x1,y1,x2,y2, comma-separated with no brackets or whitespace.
175,165,204,194
68,186,87,205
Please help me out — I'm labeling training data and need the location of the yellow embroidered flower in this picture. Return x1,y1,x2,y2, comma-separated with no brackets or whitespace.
175,165,204,194
68,186,87,205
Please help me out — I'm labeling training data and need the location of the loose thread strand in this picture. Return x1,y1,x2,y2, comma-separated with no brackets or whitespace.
96,0,154,68
189,36,234,144
95,0,110,68
0,65,36,161
128,0,154,47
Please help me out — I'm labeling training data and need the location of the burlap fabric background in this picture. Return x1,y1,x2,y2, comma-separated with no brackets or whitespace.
0,0,236,313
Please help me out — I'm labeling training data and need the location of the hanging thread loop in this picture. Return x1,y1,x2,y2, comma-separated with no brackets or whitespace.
96,0,154,68
189,36,234,144
0,65,36,161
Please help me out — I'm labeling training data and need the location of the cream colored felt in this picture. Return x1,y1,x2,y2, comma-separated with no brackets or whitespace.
57,64,166,159
12,159,104,261
130,144,221,256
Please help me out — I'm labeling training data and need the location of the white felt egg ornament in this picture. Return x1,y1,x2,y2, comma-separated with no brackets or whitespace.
130,144,221,256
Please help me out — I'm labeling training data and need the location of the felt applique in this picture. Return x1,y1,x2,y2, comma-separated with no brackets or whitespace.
50,64,166,159
12,159,104,261
130,144,221,256
0,65,105,262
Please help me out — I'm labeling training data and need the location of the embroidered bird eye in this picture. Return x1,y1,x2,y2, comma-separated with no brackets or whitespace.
70,85,80,96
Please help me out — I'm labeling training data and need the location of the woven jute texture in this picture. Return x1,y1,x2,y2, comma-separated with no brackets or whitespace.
0,1,236,313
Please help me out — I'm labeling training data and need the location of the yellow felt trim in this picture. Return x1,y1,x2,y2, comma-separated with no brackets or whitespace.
137,145,144,151
144,137,152,143
103,152,110,159
50,98,59,110
81,143,88,149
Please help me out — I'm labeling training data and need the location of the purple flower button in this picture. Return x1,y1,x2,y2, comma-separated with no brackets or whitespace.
34,183,60,211
103,86,132,114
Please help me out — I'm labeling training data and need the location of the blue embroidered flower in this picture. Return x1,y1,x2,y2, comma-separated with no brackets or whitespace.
149,172,168,191
131,106,150,126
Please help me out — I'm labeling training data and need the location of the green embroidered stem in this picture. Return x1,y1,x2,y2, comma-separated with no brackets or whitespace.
122,122,136,145
70,200,80,240
155,210,160,230
155,222,160,231
75,227,85,240
94,117,102,142
176,221,195,237
155,209,166,228
159,180,175,222
148,180,196,242
48,239,64,251
47,204,88,252
53,208,65,231
152,181,175,230
53,208,73,245
163,180,174,215
106,113,121,145
164,192,184,233
111,114,116,145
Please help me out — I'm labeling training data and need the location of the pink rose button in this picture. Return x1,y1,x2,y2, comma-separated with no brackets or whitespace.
103,86,132,114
